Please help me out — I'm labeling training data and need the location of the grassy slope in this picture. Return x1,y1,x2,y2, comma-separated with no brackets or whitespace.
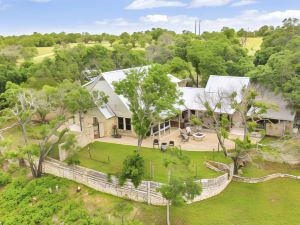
242,37,263,56
32,41,145,63
73,142,231,183
1,173,299,225
175,179,300,225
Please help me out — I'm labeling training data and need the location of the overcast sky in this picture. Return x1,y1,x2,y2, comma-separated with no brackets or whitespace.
0,0,299,35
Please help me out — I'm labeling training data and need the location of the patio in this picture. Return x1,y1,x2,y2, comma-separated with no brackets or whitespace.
96,128,257,151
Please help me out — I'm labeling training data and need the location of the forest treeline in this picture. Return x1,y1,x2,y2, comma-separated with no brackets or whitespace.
0,18,299,108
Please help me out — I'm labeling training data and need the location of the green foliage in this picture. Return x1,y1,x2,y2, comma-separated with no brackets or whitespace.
113,201,133,224
119,153,145,188
113,65,180,151
250,19,300,107
0,171,11,186
0,175,113,224
158,178,202,205
66,157,81,165
187,32,252,85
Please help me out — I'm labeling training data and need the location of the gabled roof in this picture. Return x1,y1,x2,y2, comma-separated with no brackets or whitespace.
179,87,235,114
98,104,115,119
247,85,296,121
205,75,250,102
84,66,182,118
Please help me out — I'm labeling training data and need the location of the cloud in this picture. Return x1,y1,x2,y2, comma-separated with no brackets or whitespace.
231,0,257,7
126,0,186,10
189,0,231,8
95,18,137,27
140,15,169,23
93,9,300,35
201,10,300,31
0,0,11,11
31,0,51,3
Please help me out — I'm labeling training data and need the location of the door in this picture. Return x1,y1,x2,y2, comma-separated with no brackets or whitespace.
93,117,100,139
99,122,105,138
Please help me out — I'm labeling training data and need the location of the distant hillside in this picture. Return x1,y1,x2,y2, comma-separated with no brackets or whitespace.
241,37,263,56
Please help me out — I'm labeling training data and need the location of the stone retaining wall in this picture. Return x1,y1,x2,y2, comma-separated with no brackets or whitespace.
233,173,300,183
42,158,233,205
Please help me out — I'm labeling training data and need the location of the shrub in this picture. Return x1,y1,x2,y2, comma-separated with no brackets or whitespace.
119,153,145,188
66,157,80,165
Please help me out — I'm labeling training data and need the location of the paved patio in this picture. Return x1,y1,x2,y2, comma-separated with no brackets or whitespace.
96,128,258,152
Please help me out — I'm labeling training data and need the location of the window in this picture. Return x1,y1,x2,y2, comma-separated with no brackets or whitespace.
118,117,124,129
93,117,98,125
125,118,131,130
164,121,169,127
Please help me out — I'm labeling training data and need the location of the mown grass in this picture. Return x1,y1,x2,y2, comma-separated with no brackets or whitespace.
72,142,231,183
242,158,300,178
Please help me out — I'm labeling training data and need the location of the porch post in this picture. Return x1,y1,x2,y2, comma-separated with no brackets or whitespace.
158,121,161,141
178,115,181,129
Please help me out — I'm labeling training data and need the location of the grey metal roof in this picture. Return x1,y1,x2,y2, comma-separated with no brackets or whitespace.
205,75,250,102
248,85,296,121
179,87,235,114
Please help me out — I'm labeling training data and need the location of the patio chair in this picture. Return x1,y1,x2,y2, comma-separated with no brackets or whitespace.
180,133,189,142
169,141,175,147
186,126,192,136
153,139,159,148
161,142,168,152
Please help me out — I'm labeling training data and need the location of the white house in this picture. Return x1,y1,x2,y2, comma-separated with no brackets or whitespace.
69,66,296,140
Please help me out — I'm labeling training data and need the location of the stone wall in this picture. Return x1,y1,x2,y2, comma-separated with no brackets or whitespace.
233,173,300,183
42,158,234,205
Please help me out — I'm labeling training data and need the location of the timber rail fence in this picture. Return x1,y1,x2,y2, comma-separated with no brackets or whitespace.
42,158,234,205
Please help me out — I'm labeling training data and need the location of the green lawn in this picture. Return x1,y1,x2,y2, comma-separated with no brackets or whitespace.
72,142,231,183
242,159,300,178
174,179,300,225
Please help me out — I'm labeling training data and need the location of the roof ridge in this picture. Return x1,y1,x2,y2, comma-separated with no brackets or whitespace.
209,75,250,79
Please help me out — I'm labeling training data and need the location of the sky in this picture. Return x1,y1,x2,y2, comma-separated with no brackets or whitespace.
0,0,299,35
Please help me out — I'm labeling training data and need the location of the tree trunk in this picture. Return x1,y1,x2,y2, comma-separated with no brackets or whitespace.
20,123,28,146
233,157,239,175
36,156,44,178
79,112,83,131
166,201,170,225
215,130,228,157
137,135,143,153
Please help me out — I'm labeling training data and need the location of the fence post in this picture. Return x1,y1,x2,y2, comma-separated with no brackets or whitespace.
147,181,151,205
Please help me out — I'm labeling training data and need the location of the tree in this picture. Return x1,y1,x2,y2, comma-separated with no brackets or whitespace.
158,178,201,225
196,91,231,156
0,82,36,173
119,152,145,188
0,81,108,178
120,32,131,46
113,202,133,225
166,57,196,85
197,85,273,173
113,65,180,152
34,85,58,123
229,87,272,173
